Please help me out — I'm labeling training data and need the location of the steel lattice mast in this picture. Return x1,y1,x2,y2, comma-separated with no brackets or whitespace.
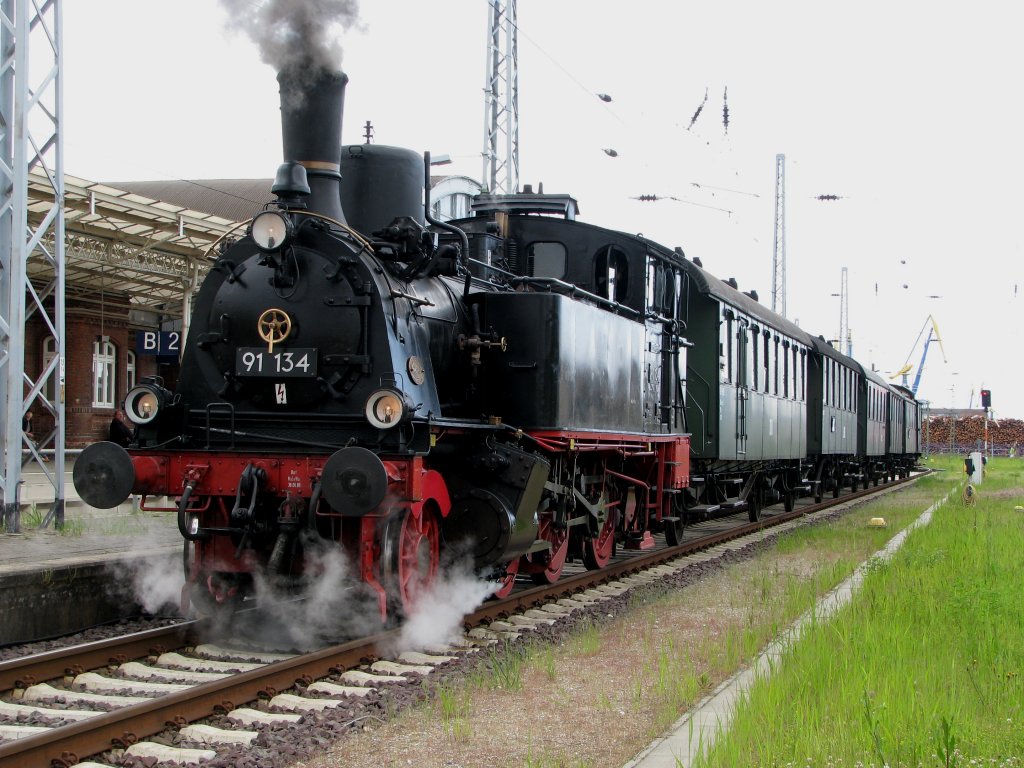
1,0,66,532
840,266,850,356
482,0,519,194
771,153,786,317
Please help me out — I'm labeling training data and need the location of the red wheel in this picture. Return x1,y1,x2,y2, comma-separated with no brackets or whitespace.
583,499,618,570
524,515,569,585
490,559,520,599
382,507,440,616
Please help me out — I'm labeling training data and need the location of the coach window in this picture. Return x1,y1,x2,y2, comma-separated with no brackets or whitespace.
792,347,799,400
751,326,760,390
594,245,629,303
821,359,826,405
791,348,796,400
793,350,798,401
93,339,116,408
722,314,732,383
781,341,789,397
528,241,567,279
801,350,807,400
737,320,750,388
773,336,780,395
762,332,770,393
829,360,836,406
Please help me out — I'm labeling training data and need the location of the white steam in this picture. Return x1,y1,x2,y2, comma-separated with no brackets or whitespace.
108,536,186,616
219,0,362,74
130,553,185,613
242,535,383,650
393,563,497,655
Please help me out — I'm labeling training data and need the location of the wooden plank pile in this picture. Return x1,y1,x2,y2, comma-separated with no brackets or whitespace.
923,416,1024,453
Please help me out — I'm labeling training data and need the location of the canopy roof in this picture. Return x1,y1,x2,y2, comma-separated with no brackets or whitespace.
27,170,260,317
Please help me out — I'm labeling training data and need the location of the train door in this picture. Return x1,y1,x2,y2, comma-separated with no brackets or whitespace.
644,320,664,433
645,258,680,433
653,261,685,433
736,317,749,457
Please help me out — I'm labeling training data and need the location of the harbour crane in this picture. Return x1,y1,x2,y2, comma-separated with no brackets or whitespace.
890,315,947,396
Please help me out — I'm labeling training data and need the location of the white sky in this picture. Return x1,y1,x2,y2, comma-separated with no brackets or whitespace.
63,1,1024,418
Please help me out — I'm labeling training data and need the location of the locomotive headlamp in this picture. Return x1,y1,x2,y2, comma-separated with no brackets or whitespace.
365,388,412,429
250,210,293,251
124,383,168,425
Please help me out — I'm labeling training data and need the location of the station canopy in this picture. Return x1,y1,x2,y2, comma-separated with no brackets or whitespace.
28,170,272,318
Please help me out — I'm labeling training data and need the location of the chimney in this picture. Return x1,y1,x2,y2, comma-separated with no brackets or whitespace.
277,66,348,223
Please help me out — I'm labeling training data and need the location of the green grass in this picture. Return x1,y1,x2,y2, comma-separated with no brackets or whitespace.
470,640,528,691
587,468,958,752
435,681,473,744
696,457,1024,767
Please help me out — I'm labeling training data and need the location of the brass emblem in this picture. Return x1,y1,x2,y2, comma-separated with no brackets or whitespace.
257,308,292,352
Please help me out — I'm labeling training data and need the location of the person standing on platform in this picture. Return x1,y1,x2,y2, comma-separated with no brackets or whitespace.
109,409,133,447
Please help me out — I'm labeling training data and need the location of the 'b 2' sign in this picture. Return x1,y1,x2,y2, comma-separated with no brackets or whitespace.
137,331,181,358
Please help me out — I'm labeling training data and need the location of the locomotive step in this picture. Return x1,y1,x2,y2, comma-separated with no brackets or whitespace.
687,503,721,515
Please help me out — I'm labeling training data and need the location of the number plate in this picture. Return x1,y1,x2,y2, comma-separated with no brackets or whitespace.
236,348,318,378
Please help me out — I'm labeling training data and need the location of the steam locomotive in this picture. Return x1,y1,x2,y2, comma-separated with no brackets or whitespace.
73,65,920,622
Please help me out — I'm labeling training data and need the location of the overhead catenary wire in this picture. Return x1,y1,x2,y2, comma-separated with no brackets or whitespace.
631,194,733,215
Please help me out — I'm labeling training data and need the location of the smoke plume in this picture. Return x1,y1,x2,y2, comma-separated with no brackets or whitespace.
219,0,362,75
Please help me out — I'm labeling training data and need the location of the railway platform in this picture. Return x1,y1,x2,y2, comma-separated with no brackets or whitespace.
0,459,180,646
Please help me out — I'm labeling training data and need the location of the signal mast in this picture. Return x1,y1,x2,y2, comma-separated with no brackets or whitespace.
482,0,519,194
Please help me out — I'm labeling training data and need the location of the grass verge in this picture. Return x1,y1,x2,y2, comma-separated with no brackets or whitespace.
697,456,1024,767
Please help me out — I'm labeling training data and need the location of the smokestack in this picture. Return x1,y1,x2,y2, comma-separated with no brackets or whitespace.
277,66,348,223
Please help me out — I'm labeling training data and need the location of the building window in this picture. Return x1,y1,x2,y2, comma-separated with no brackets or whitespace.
431,192,472,222
93,340,116,408
126,350,137,393
43,336,57,402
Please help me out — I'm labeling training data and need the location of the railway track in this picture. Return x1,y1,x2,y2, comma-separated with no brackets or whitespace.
0,474,918,767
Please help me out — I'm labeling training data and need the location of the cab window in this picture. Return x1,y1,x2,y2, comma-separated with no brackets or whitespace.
594,246,629,303
527,241,567,279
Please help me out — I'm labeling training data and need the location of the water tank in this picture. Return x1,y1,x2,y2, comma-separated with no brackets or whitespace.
340,144,424,236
